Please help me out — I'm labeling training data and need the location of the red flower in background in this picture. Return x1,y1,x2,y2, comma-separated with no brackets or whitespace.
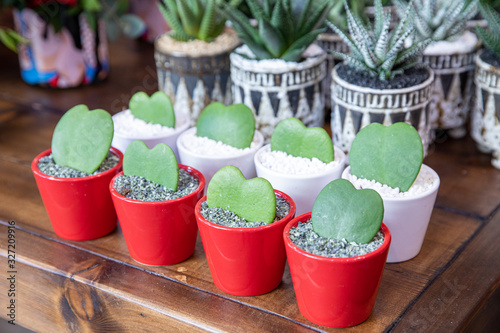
30,0,78,6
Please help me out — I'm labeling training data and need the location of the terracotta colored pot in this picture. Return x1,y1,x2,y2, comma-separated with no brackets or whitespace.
110,165,205,266
284,212,391,328
32,148,123,241
195,191,296,296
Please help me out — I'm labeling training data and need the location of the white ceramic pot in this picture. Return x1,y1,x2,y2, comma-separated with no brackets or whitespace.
254,144,346,216
111,110,190,160
177,127,264,188
342,165,440,263
471,50,500,169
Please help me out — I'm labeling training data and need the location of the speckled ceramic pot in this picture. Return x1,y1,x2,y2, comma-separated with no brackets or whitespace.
471,50,500,169
330,65,434,158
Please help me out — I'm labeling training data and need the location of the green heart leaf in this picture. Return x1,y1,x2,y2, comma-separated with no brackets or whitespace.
129,91,175,127
196,102,255,149
51,104,113,174
270,117,334,163
312,179,383,244
207,166,276,224
123,140,179,190
349,122,423,192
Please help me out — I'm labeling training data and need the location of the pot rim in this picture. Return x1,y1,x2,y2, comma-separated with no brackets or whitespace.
32,147,123,182
195,190,296,233
109,164,206,206
332,64,435,94
284,212,391,263
475,49,500,73
254,144,346,180
177,127,264,160
342,164,440,202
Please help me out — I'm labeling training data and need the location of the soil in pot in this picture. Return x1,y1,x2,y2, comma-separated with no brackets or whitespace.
38,152,120,178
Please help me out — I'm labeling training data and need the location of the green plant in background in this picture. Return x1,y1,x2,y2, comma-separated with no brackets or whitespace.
326,0,391,31
393,0,478,42
327,0,431,80
0,27,26,52
100,0,145,40
476,0,500,59
220,0,333,62
158,0,242,42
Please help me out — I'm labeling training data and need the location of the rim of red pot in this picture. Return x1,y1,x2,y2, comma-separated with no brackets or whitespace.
32,148,123,182
195,190,296,233
109,164,206,206
284,212,392,264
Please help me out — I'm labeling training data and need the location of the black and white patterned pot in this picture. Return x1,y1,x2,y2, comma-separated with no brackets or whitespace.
230,45,328,141
330,65,435,157
471,51,500,169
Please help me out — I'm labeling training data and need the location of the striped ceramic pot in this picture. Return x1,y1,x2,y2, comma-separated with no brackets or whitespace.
471,50,500,169
330,65,435,158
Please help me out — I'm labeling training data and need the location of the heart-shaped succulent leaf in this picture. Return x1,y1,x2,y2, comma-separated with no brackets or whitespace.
271,117,334,163
52,104,113,174
129,91,175,127
349,122,423,192
123,140,179,190
196,102,255,149
312,179,383,244
207,166,276,224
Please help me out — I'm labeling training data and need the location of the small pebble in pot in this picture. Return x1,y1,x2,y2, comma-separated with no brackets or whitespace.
289,220,384,258
38,153,120,178
200,196,290,228
114,169,199,201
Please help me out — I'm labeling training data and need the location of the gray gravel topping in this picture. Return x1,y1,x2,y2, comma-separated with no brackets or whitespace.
289,220,384,258
37,153,120,178
113,169,199,201
200,196,290,228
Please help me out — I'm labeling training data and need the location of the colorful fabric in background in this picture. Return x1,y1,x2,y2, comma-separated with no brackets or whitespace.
13,8,108,88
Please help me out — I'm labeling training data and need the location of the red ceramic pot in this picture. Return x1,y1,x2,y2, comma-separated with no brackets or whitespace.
110,165,205,266
195,190,296,296
32,148,123,241
284,212,391,328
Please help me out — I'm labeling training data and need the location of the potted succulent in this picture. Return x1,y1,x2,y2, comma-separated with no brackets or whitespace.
195,165,296,296
31,104,122,241
155,0,242,125
342,122,440,263
284,178,391,327
111,91,190,159
471,0,500,169
328,0,434,158
394,0,480,138
254,117,345,215
110,140,205,266
177,102,264,187
220,0,331,140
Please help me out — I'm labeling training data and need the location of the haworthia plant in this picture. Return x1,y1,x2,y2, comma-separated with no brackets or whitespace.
476,0,500,60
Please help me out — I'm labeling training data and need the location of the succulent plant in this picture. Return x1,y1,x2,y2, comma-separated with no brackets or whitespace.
328,0,431,80
476,0,500,59
158,0,242,42
326,0,392,31
220,0,332,62
394,0,478,42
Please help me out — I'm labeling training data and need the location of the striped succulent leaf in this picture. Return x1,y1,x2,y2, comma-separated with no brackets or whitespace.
476,0,500,59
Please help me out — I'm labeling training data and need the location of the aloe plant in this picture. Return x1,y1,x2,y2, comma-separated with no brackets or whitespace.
394,0,478,42
476,0,500,60
220,0,332,62
328,0,431,80
158,0,242,42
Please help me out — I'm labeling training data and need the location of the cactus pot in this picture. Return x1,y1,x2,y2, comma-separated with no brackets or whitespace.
330,64,434,158
32,148,123,241
471,50,500,169
254,144,346,216
230,45,328,141
154,29,240,126
195,191,296,296
110,165,205,266
284,212,391,328
342,165,440,263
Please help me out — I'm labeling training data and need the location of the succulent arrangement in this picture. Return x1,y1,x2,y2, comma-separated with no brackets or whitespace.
327,0,431,80
476,0,500,60
158,0,242,42
394,0,478,42
220,0,332,61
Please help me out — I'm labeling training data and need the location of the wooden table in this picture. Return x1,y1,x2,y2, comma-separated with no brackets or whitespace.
1,38,499,333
